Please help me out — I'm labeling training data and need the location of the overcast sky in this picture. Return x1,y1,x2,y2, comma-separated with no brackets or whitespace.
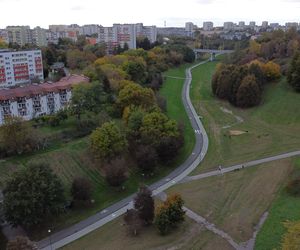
1,0,300,28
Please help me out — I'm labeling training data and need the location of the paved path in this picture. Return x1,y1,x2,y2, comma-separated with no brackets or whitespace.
38,60,212,250
181,150,300,184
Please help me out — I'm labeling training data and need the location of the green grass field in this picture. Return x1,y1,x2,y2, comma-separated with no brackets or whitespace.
190,58,300,174
160,64,195,165
255,158,300,250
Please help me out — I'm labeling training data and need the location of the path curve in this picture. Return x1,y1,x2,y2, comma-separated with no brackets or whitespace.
38,60,211,249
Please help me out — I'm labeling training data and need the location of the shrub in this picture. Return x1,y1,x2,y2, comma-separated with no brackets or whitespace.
286,178,300,196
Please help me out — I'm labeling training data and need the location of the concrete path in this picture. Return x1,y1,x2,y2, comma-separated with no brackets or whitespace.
181,150,300,184
38,60,212,250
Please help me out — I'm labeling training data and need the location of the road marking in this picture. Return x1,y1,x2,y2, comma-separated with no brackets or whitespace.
195,130,201,134
112,213,116,217
100,209,108,214
165,178,170,182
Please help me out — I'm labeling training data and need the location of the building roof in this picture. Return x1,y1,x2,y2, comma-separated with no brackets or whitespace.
0,74,89,101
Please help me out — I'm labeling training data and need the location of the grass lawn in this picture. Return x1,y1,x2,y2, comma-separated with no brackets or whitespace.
0,63,199,240
190,58,300,174
168,158,295,243
160,64,195,165
255,157,300,250
61,216,204,250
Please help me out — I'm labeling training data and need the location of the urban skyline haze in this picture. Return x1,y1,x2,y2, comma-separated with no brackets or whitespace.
0,0,300,28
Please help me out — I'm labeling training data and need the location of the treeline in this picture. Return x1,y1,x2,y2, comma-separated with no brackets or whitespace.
213,28,300,107
212,60,281,107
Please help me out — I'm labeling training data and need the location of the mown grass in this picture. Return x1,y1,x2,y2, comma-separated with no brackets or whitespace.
190,58,300,174
160,64,195,165
255,158,300,250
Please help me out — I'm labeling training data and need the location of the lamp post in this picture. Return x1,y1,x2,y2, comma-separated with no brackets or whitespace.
48,229,52,250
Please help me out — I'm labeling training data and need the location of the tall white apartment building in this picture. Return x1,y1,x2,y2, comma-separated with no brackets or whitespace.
0,49,44,88
135,23,157,43
249,21,256,28
0,30,9,44
262,21,269,28
203,22,214,31
113,24,136,49
31,27,47,47
185,22,195,37
82,25,100,36
223,22,235,31
6,26,32,46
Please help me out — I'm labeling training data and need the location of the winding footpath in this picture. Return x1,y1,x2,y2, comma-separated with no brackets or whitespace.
38,60,210,250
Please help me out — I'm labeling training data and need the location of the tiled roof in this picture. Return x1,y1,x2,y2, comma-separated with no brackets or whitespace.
0,75,89,101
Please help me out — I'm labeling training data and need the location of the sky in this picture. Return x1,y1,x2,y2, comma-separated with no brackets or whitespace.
0,0,300,28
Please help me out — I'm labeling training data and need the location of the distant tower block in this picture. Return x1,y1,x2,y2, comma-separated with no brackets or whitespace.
164,21,166,27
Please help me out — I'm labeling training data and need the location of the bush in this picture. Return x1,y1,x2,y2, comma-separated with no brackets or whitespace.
123,209,142,236
286,178,300,196
135,145,158,173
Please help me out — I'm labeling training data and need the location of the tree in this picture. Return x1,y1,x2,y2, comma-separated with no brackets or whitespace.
90,122,127,160
117,83,156,111
6,236,37,250
135,145,158,173
122,58,147,84
262,61,281,81
134,186,154,225
123,209,142,236
104,157,128,187
71,177,93,204
0,116,41,155
140,111,180,147
287,51,300,92
154,193,185,235
3,162,65,227
236,75,262,108
286,178,300,196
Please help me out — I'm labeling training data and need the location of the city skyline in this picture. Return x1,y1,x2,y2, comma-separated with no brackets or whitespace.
0,0,300,28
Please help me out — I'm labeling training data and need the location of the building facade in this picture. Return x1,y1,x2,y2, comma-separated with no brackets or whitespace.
0,49,44,88
203,22,214,31
0,74,89,125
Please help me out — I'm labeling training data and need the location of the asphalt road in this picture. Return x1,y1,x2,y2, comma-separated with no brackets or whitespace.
38,60,210,249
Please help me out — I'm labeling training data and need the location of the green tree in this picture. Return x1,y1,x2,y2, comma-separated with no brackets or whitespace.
3,162,65,227
122,58,147,84
236,75,261,107
117,83,156,111
134,186,154,225
287,51,300,92
140,111,179,147
90,121,127,160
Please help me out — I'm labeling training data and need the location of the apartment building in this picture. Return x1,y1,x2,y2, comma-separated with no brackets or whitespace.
31,27,47,47
0,74,89,125
0,30,9,44
185,22,195,37
135,23,157,43
6,26,32,46
223,22,235,31
203,22,214,31
0,49,44,88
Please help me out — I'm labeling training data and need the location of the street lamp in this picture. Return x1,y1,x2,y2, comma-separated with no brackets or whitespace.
48,229,52,250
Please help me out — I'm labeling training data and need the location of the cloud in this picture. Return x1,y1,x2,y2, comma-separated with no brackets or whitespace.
70,5,85,11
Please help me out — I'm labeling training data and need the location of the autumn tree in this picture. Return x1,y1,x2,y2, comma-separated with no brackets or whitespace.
6,236,37,250
262,61,281,81
134,186,154,225
281,221,300,250
104,157,128,187
0,116,41,155
135,144,158,173
287,51,300,92
236,75,261,107
3,162,66,227
122,58,147,84
90,121,128,160
117,83,156,111
123,209,142,236
154,194,185,235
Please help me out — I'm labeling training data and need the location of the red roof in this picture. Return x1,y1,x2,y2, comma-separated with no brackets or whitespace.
0,75,89,101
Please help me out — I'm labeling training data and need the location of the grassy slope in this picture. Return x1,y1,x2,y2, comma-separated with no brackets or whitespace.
190,59,300,174
0,64,197,240
160,64,195,165
255,158,300,250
